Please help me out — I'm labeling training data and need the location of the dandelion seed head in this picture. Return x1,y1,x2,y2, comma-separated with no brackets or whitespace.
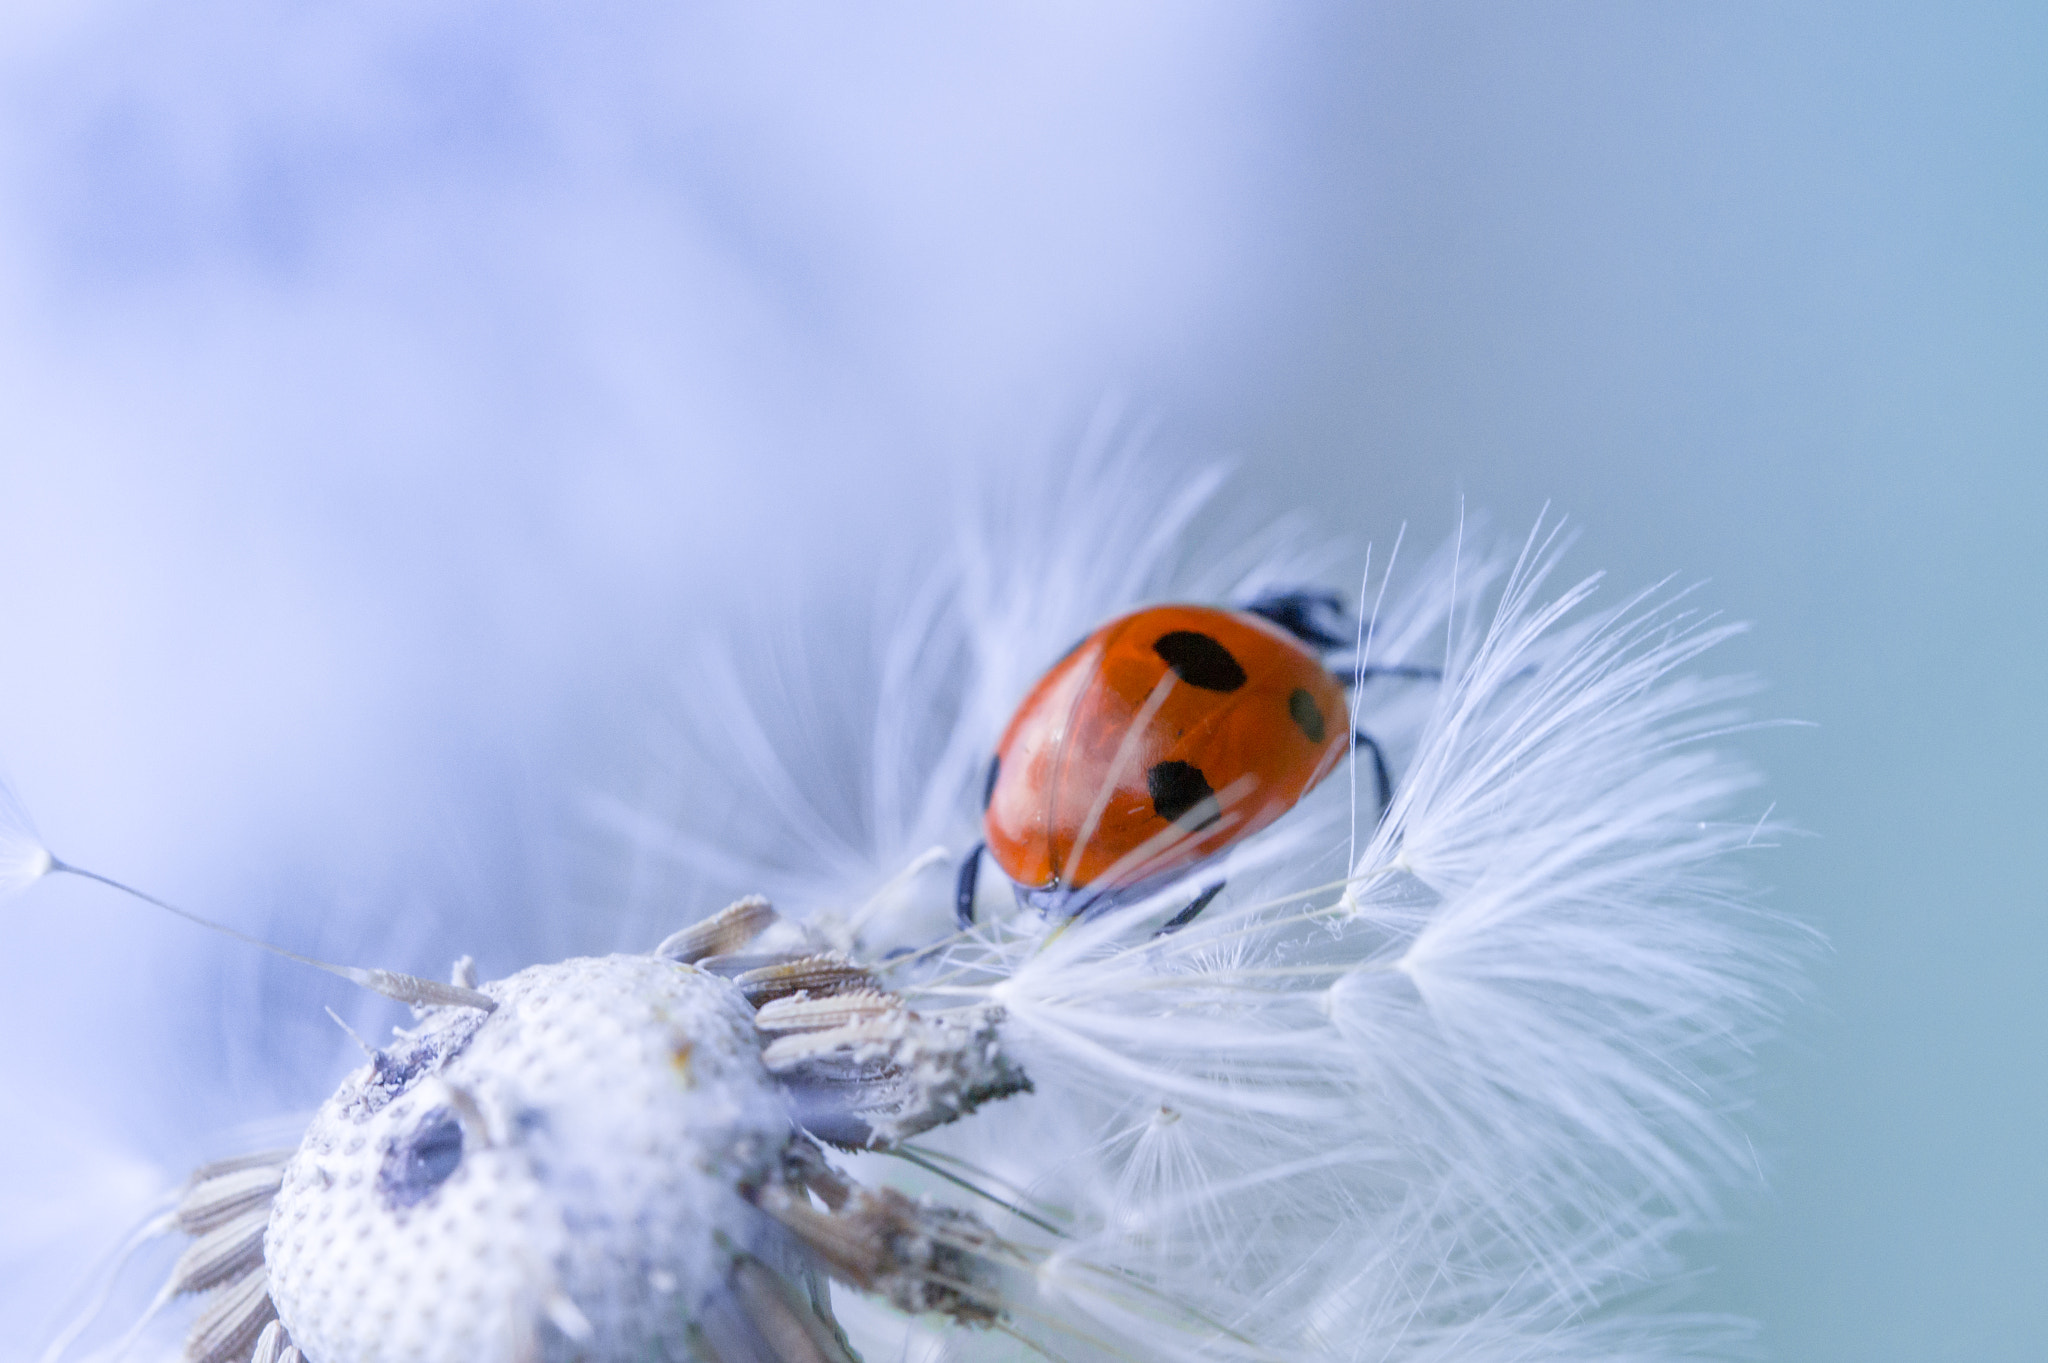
265,955,816,1363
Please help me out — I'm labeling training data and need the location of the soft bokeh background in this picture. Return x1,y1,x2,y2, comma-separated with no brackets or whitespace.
1,3,2041,1360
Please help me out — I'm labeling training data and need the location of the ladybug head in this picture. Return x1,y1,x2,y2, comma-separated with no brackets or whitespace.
1242,588,1350,651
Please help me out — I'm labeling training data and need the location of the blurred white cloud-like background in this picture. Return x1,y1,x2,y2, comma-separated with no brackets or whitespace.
0,4,2042,1361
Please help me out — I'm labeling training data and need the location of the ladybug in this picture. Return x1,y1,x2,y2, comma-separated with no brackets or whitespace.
956,590,1429,928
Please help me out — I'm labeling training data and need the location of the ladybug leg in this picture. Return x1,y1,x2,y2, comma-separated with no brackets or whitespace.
1344,663,1443,686
1342,662,1540,688
1351,730,1393,815
954,842,985,929
1155,881,1226,936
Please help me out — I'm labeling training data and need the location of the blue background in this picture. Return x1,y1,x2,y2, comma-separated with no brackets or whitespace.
0,5,2041,1359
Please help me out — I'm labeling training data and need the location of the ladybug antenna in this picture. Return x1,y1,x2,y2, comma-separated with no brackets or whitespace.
0,777,494,1013
1243,587,1351,651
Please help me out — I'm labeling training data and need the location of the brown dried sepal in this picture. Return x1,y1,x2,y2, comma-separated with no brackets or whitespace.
754,990,901,1041
167,1150,301,1363
656,896,780,965
759,996,1030,1149
734,954,875,1008
752,1178,1000,1326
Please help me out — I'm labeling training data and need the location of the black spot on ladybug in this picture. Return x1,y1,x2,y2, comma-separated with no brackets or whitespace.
1148,760,1220,827
1287,687,1326,744
1153,631,1247,692
379,1107,464,1209
982,754,1001,810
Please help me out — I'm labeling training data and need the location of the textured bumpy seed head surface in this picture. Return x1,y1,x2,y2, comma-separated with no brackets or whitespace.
264,955,807,1363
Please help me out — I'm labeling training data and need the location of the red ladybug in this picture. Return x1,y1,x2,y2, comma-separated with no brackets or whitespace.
956,591,1418,926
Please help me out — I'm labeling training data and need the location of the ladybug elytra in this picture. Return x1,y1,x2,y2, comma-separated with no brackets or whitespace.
957,591,1417,927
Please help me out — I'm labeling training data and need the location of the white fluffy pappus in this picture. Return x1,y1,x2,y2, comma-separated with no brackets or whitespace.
613,441,1805,1362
